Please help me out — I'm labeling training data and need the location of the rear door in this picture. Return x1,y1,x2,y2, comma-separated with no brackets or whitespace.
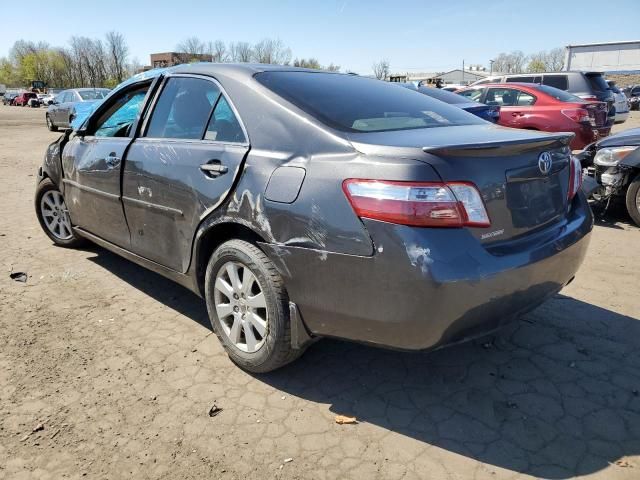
122,74,249,272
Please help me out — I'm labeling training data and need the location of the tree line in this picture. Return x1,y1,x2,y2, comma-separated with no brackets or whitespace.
491,48,565,74
0,33,340,89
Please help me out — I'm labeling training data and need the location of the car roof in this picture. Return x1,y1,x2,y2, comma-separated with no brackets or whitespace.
471,83,542,89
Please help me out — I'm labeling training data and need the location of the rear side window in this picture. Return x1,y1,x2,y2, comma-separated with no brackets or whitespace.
78,89,109,100
255,71,482,133
205,96,246,143
534,84,583,102
506,76,539,84
585,74,609,92
146,77,220,139
542,75,568,90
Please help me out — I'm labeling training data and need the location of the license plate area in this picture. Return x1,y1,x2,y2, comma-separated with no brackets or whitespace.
506,168,565,229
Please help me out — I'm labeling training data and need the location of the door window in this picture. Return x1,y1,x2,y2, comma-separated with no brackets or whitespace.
485,88,535,106
542,75,568,90
146,77,221,139
205,95,246,143
93,86,149,137
458,88,483,102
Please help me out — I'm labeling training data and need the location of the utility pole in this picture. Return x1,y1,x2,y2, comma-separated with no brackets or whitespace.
489,59,494,76
462,59,465,83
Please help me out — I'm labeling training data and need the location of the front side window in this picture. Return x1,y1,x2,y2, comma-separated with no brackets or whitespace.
78,89,109,101
93,85,149,137
146,77,221,139
458,88,484,102
486,88,536,106
256,71,482,133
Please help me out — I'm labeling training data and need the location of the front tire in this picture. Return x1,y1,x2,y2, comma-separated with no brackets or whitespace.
204,240,301,372
625,173,640,227
35,178,85,247
46,114,58,132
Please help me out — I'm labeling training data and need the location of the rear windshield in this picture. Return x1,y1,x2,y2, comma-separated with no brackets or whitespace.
417,86,471,105
255,72,482,133
78,89,110,100
534,84,583,102
585,74,609,92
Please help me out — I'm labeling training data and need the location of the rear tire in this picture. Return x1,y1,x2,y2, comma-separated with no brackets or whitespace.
204,239,303,372
35,178,85,248
625,173,640,227
46,114,58,132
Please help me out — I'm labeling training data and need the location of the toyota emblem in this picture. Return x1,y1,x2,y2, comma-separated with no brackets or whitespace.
538,152,552,175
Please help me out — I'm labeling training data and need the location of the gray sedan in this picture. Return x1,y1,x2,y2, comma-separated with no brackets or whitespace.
35,64,592,372
46,87,110,131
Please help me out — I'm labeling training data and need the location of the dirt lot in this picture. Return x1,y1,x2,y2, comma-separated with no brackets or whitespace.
1,106,640,480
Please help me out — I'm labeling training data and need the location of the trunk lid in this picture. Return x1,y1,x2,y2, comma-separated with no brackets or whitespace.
346,124,573,244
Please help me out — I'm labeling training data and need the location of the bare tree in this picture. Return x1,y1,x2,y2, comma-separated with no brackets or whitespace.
547,47,565,72
176,37,206,63
253,38,291,65
229,41,253,62
212,40,228,62
372,59,390,80
105,31,129,84
293,58,322,69
325,63,340,72
492,51,526,74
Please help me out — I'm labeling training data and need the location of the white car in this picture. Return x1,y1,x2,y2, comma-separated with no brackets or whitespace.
38,93,55,106
608,81,629,124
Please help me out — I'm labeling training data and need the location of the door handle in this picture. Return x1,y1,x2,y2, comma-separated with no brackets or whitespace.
105,152,121,168
200,161,228,177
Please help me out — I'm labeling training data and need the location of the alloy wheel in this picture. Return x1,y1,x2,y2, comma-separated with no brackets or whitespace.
40,190,73,240
213,261,268,353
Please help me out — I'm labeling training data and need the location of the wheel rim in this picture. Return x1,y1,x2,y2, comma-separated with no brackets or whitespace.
213,261,268,353
46,115,51,128
40,190,73,240
636,188,640,213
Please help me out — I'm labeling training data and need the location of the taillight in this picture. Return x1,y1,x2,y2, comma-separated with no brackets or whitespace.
342,179,490,228
561,108,590,124
579,95,598,102
568,155,583,201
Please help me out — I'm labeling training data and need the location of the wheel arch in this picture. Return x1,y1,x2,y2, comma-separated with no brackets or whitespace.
193,221,268,296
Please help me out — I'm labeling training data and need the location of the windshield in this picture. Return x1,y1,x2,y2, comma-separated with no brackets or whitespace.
255,72,482,133
535,84,584,102
78,89,110,100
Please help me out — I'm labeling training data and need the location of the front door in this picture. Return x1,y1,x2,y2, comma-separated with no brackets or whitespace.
122,75,249,272
62,82,152,247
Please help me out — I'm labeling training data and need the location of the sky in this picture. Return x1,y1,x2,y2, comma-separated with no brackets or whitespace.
1,0,639,75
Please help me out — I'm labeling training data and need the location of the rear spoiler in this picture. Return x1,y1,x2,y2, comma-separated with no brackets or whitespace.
422,133,573,156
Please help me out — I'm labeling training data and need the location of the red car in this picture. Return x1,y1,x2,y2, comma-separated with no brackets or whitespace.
457,83,610,150
13,92,38,107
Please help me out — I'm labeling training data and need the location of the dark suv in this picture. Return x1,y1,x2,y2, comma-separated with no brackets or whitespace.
471,71,616,122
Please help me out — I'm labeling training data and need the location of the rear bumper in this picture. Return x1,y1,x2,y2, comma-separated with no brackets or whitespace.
261,192,593,350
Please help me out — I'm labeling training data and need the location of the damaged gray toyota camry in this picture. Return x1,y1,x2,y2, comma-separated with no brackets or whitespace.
35,64,592,372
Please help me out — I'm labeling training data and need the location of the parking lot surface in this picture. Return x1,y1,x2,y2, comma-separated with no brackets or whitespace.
1,106,640,480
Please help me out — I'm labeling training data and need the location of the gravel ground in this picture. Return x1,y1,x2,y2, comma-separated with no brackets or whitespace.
1,106,640,480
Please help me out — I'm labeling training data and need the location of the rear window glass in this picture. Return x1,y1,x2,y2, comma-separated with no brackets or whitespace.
586,74,609,92
78,89,110,100
534,84,583,102
542,75,568,90
255,72,482,133
417,86,471,105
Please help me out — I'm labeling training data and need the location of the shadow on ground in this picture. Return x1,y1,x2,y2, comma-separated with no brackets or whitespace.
88,247,640,479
